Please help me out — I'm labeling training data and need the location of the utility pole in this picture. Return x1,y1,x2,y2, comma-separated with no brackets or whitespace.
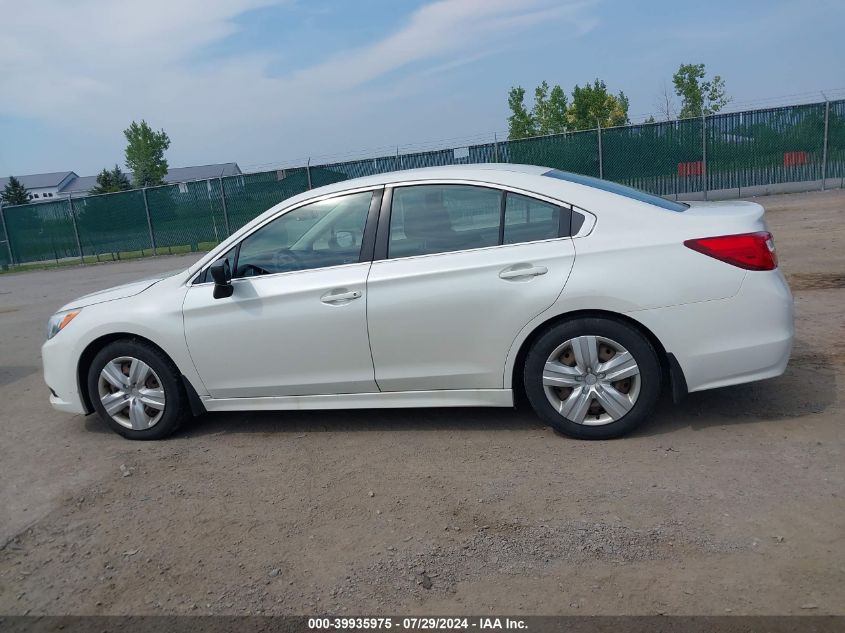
597,119,604,179
219,178,231,237
821,97,830,191
142,187,156,256
0,199,14,265
701,111,708,201
67,194,84,264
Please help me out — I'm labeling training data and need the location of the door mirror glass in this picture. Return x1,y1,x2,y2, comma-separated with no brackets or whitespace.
210,258,233,299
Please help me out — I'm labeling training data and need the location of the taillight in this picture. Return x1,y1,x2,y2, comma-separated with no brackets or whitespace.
684,232,778,271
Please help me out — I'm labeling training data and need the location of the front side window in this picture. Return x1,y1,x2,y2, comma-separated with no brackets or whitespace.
233,191,372,278
388,185,501,258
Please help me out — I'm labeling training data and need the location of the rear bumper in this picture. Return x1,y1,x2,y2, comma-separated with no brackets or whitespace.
629,269,793,393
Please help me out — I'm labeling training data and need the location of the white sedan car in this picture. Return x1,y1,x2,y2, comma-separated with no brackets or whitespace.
42,164,793,440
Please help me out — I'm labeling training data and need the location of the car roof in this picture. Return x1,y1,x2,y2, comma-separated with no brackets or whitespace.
185,163,673,277
307,163,551,193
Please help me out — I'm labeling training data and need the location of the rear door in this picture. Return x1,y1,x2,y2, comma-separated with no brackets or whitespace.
365,183,576,391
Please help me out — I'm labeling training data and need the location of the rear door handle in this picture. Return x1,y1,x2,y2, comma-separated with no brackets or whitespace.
499,265,548,280
321,289,362,304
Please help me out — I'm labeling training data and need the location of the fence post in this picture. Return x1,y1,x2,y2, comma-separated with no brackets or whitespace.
306,158,313,190
0,200,14,265
701,112,708,201
596,120,603,179
142,187,156,256
67,195,84,264
821,99,830,191
493,133,500,163
218,177,231,238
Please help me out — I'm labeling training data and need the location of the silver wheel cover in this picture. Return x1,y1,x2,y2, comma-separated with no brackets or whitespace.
97,356,166,430
542,335,641,426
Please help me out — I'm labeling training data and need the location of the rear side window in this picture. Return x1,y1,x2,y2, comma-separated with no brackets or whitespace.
388,185,501,258
543,169,688,212
504,192,568,244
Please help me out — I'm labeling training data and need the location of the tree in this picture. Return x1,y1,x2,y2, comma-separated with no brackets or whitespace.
672,63,730,118
124,120,171,187
507,86,536,140
532,81,569,135
655,81,677,121
1,176,30,205
567,79,629,130
91,164,132,194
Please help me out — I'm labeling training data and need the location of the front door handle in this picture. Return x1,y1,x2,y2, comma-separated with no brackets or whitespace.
321,289,362,304
499,265,548,280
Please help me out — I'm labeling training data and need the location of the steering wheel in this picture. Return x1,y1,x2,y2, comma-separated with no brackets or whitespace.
272,250,302,272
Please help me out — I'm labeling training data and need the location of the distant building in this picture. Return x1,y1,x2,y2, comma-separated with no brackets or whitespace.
0,171,77,201
0,163,242,201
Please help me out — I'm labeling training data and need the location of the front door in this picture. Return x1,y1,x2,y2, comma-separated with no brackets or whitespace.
183,189,380,399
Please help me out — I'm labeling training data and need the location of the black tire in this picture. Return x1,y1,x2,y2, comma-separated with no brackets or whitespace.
87,339,189,440
523,317,661,439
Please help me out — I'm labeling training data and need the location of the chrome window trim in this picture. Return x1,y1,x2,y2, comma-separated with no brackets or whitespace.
383,178,595,239
370,235,573,266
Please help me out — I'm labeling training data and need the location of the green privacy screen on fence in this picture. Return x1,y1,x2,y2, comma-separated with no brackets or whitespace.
1,99,843,267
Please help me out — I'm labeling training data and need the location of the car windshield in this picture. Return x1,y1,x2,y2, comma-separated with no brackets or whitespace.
543,169,688,212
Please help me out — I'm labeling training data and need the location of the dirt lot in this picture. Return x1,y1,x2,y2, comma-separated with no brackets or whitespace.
0,189,843,616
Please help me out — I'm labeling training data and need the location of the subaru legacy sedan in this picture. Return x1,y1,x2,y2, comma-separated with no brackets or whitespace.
42,164,793,440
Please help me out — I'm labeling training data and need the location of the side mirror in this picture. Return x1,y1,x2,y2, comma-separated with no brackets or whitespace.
209,259,234,299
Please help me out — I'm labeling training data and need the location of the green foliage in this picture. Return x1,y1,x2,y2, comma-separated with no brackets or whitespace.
91,164,132,194
2,176,30,205
124,120,171,187
507,86,536,140
673,63,730,118
568,79,630,130
532,81,569,135
509,79,626,137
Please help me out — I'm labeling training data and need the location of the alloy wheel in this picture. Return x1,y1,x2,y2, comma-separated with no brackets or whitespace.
97,356,166,430
541,335,641,426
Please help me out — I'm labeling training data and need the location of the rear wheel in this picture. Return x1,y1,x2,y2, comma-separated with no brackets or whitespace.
523,317,661,439
87,339,189,440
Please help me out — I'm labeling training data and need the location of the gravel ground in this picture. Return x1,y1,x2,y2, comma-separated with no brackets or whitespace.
0,189,843,615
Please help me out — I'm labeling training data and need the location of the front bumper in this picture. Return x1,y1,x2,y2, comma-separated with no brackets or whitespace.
43,334,87,415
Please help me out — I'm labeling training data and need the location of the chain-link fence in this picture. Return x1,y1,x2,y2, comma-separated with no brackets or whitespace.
1,99,843,269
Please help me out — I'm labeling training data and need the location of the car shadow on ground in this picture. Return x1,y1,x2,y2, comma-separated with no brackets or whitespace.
638,337,837,437
81,339,836,440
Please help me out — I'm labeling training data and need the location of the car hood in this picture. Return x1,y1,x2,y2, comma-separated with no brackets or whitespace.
59,276,163,311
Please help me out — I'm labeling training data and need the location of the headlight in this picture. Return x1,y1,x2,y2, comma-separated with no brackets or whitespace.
46,309,81,340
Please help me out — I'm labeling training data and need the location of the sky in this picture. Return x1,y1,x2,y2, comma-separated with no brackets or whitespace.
1,0,843,177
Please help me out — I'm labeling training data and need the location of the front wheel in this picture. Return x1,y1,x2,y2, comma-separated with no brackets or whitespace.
523,317,661,439
87,339,190,440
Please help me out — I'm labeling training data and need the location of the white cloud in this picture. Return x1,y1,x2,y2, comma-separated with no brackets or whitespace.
0,0,598,173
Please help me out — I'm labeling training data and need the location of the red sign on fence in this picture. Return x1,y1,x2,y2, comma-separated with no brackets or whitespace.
677,161,703,177
783,151,809,166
